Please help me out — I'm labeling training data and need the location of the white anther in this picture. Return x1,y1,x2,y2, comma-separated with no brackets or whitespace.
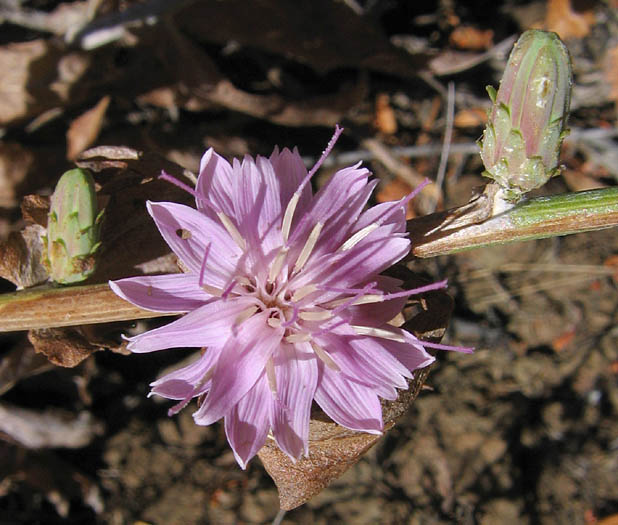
351,325,406,342
268,246,289,284
217,211,246,250
234,306,258,326
291,284,318,302
267,317,282,328
285,332,312,343
299,310,333,321
311,342,340,372
294,222,323,272
281,192,300,244
201,284,224,297
340,223,379,251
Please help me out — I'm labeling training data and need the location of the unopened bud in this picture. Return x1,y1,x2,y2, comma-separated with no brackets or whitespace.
479,30,572,201
46,169,102,284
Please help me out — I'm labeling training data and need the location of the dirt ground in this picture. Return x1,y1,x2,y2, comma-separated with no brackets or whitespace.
0,0,617,524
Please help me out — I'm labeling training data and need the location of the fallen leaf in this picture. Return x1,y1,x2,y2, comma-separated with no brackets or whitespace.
545,0,595,40
0,224,48,289
66,96,111,161
28,324,128,368
449,26,494,50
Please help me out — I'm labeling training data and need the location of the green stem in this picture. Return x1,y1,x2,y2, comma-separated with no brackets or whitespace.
409,187,618,258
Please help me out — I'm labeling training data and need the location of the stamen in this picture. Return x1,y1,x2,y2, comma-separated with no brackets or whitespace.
281,193,299,244
337,178,433,252
339,223,379,251
234,306,259,326
198,243,211,288
268,246,289,284
299,309,333,321
285,332,312,343
236,276,251,286
216,211,246,251
291,284,318,302
281,126,343,243
303,125,344,191
221,279,237,299
311,342,340,371
342,280,449,305
313,317,348,337
421,340,474,354
159,171,218,214
294,222,323,272
281,305,299,328
331,282,377,316
351,325,406,342
266,358,277,394
320,283,378,295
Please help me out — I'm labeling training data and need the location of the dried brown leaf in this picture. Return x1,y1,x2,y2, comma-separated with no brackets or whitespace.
28,327,100,368
0,224,48,288
0,142,34,208
545,0,595,40
28,323,129,368
21,194,50,227
66,96,111,161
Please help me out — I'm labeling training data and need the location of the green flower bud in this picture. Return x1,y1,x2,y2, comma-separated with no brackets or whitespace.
479,30,572,201
46,168,102,284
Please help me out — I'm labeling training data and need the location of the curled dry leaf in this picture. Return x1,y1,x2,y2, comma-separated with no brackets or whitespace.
28,325,129,368
545,0,595,40
258,270,453,510
0,224,49,288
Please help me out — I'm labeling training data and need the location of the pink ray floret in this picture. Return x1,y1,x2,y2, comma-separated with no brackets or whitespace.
109,128,471,469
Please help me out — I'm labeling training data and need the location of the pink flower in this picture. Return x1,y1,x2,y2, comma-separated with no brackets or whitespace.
110,127,470,468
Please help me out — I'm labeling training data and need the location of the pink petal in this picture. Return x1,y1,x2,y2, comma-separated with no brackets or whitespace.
109,273,211,313
382,329,436,372
270,342,318,460
345,275,407,327
314,363,383,434
196,148,235,220
297,234,409,293
147,201,242,280
125,297,257,353
314,325,410,400
192,313,283,426
150,346,223,399
225,374,273,469
268,147,312,219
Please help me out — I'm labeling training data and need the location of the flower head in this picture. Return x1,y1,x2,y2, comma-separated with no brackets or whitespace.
110,128,470,468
